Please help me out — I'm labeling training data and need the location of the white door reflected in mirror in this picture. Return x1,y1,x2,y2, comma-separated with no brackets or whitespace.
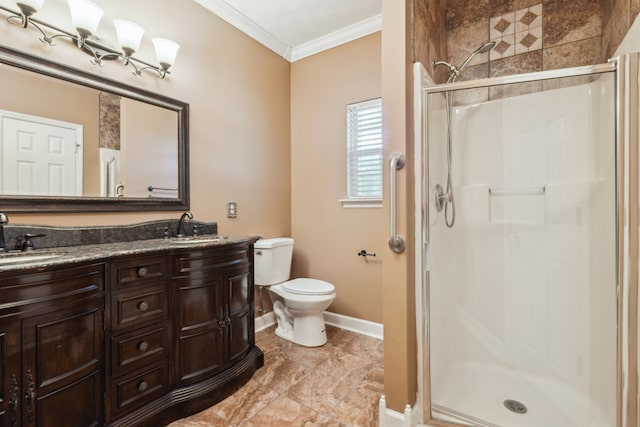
1,110,83,196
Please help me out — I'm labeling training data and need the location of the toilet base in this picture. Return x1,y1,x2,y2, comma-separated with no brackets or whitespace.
275,312,328,347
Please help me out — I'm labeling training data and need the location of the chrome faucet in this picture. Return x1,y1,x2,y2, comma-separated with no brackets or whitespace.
176,211,193,238
0,213,6,251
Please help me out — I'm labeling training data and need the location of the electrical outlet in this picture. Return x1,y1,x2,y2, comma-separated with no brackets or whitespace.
227,201,237,218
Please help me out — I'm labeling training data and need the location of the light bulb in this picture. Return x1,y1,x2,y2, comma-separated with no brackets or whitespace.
152,38,179,71
113,19,145,57
67,0,104,38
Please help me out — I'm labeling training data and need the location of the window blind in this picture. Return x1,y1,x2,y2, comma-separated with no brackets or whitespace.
347,98,382,199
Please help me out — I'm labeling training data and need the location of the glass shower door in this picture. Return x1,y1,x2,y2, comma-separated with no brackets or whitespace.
424,70,617,427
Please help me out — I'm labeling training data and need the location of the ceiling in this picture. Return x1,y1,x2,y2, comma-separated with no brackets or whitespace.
193,0,382,62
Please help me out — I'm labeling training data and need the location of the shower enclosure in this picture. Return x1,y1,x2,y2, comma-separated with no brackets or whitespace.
415,54,639,427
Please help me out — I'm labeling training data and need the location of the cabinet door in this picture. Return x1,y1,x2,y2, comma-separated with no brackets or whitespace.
175,276,225,383
225,270,251,364
22,299,103,427
0,321,20,427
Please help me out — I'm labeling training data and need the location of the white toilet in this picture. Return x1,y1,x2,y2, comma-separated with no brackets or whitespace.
254,237,335,347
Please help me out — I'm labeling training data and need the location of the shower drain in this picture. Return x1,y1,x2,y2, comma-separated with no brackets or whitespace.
503,399,528,414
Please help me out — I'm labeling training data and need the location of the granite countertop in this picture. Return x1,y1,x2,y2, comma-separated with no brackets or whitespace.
0,234,256,273
0,218,262,273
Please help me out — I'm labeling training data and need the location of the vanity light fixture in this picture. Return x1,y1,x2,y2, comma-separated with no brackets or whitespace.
113,19,144,58
67,0,103,43
152,37,180,75
1,0,179,78
14,0,43,25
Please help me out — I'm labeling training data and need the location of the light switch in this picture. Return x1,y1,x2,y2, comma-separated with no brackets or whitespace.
227,201,237,218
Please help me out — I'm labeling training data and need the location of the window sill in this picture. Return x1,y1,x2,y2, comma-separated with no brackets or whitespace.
339,198,382,209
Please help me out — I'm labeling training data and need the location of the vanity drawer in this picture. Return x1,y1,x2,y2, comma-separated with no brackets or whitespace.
111,360,169,415
111,255,169,289
111,322,170,377
112,283,169,331
0,263,104,314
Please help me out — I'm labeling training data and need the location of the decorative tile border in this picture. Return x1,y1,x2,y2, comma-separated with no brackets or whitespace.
490,3,543,61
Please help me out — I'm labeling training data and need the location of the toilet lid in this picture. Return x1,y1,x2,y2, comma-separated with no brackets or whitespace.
282,278,335,295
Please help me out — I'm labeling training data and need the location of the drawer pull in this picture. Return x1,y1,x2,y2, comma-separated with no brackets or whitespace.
138,301,149,312
137,380,148,392
25,370,35,424
138,341,149,352
9,374,18,427
137,267,148,277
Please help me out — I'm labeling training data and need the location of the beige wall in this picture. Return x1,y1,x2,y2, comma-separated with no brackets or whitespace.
382,0,418,412
120,98,178,198
290,33,383,324
0,0,291,239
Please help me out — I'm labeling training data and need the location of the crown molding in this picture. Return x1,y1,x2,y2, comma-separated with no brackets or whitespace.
193,0,290,59
289,15,381,62
193,0,381,62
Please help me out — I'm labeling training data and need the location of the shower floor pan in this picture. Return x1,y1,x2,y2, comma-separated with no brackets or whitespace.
430,361,612,427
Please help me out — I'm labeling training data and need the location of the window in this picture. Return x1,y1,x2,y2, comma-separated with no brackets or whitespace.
346,98,383,203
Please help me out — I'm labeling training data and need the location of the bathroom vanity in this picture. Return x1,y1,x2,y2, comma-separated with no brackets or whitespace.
0,224,263,427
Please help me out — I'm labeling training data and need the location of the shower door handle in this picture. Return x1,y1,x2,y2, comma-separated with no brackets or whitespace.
388,152,406,253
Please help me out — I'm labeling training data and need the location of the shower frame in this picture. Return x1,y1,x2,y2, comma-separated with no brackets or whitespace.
414,53,640,427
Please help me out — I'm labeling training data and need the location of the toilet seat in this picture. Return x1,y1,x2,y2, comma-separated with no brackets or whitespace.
282,278,335,296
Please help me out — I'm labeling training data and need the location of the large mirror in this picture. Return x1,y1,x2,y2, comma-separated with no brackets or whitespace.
0,45,189,212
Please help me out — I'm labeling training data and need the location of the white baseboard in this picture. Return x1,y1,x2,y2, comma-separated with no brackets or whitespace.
255,311,276,332
379,397,408,427
323,311,383,339
254,310,383,340
379,396,421,427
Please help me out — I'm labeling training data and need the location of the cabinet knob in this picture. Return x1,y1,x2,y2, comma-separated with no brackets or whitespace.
138,301,149,312
137,380,148,392
223,304,231,327
138,341,149,352
137,267,148,277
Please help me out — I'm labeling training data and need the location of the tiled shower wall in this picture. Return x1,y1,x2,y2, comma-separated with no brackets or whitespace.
413,0,448,83
603,0,640,58
414,0,640,84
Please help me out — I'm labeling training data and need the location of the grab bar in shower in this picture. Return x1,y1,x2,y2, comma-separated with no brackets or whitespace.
489,186,545,196
389,152,406,253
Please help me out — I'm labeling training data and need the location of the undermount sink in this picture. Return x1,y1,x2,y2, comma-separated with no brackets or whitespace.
168,236,229,245
0,252,62,265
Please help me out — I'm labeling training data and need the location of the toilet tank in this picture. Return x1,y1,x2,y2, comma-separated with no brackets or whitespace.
254,238,294,286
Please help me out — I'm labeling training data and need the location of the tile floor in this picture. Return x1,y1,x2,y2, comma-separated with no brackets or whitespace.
167,325,384,426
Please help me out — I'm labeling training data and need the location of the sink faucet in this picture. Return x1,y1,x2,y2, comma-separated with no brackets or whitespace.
0,213,6,251
176,211,193,238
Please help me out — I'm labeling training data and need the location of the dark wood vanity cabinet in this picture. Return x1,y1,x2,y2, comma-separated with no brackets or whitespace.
173,244,253,386
0,263,106,427
107,255,172,421
110,242,261,427
0,240,263,427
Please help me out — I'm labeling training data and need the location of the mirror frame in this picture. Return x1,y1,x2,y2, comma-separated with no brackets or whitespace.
0,45,189,213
